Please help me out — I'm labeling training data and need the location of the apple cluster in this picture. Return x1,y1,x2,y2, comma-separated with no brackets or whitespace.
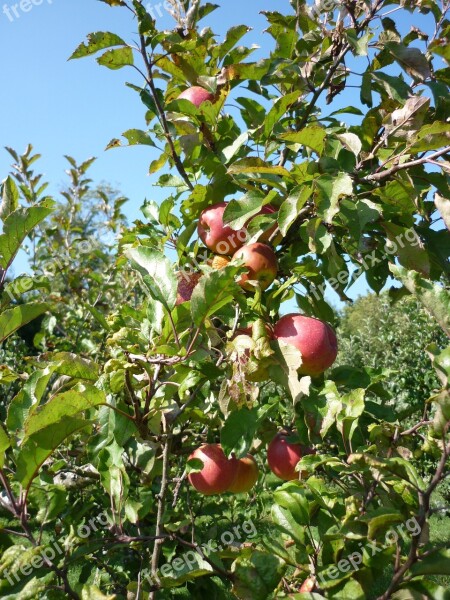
187,432,316,496
177,86,339,495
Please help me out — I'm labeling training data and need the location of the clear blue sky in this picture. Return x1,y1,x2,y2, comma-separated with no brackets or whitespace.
0,0,437,307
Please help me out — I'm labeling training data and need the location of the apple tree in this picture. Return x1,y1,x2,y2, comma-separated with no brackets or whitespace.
0,0,450,598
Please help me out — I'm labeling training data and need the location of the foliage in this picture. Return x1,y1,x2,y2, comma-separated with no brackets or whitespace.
0,1,449,599
337,292,448,419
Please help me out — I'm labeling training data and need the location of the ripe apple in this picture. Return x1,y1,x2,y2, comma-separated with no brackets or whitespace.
227,454,259,493
273,314,338,376
176,271,201,305
187,444,237,495
197,202,279,255
198,202,246,255
267,431,313,481
178,86,214,107
232,243,278,291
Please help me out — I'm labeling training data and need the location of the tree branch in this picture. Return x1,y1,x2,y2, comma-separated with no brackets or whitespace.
138,35,194,191
150,417,172,599
377,437,450,600
362,147,450,183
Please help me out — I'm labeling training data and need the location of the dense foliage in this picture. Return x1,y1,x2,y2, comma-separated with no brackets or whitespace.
338,293,448,419
0,1,449,599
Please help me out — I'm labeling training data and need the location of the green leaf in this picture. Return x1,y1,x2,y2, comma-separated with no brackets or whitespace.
264,91,301,137
0,176,19,221
429,38,450,62
0,201,55,270
382,223,430,277
132,0,155,35
302,381,343,440
16,417,91,488
387,43,431,80
0,302,49,344
51,352,100,381
410,122,450,152
410,548,450,576
122,129,156,147
390,265,450,337
228,158,290,177
372,72,411,102
427,344,450,387
271,504,305,545
222,132,249,164
221,408,258,458
23,385,105,438
361,71,373,107
347,30,373,56
231,550,286,600
216,25,251,60
7,365,58,433
316,173,353,224
69,31,127,59
125,246,178,311
337,133,362,157
0,425,10,468
97,47,134,70
190,265,241,327
279,126,326,155
278,186,311,236
268,340,308,405
81,585,117,600
274,483,310,525
403,577,450,599
223,191,264,230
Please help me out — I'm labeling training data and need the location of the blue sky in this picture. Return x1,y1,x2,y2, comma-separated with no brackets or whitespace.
0,0,438,307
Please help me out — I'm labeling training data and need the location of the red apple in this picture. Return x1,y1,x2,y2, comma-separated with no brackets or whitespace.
178,86,214,107
268,431,313,481
187,444,237,495
197,202,279,255
176,271,201,305
273,314,338,376
232,243,278,291
198,202,246,255
227,454,259,493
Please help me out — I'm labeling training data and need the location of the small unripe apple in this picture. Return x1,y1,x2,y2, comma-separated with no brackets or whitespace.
188,444,237,495
209,255,231,270
227,454,259,493
232,243,278,291
299,576,315,592
267,431,313,481
176,271,201,305
273,314,338,376
178,86,214,107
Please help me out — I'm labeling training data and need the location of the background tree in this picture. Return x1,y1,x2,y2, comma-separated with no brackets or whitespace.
337,292,448,419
